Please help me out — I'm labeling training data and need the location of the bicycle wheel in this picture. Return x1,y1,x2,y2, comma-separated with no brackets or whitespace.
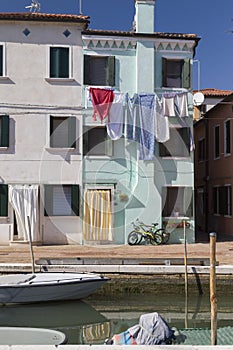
156,229,170,244
150,234,162,245
127,231,140,245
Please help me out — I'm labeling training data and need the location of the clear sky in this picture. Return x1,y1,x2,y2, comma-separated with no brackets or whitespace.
1,0,233,91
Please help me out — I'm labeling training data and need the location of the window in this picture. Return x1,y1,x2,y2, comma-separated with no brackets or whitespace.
159,127,190,157
213,185,232,216
198,138,205,161
84,55,115,86
162,58,190,89
50,116,76,148
0,45,3,76
83,126,113,156
0,184,8,217
50,47,69,78
214,125,220,159
162,186,193,217
44,185,79,216
224,120,231,155
0,115,9,147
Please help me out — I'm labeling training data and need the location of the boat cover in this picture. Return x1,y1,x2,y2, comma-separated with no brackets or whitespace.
109,312,175,345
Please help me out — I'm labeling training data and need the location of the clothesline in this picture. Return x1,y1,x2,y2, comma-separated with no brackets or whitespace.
85,87,194,160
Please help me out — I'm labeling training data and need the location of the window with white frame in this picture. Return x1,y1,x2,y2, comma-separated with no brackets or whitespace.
162,58,191,89
84,55,115,86
50,47,70,78
214,125,220,159
224,119,231,155
159,127,190,157
44,185,79,216
50,116,76,148
162,186,193,217
83,126,113,156
0,115,9,147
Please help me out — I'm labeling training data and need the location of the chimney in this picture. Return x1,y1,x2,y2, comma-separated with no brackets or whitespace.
134,0,155,33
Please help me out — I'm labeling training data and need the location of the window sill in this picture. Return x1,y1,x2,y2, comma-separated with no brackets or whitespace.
45,78,75,83
0,147,8,150
45,147,76,151
160,156,191,159
84,155,112,159
0,76,10,81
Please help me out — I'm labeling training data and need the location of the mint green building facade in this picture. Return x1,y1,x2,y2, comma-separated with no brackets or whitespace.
81,0,200,244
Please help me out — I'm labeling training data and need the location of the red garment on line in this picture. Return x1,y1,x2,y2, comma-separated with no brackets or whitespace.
90,88,114,122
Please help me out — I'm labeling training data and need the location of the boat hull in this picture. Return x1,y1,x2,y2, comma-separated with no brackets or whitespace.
0,272,109,304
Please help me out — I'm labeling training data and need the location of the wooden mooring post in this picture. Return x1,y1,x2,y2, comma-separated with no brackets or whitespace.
210,232,217,345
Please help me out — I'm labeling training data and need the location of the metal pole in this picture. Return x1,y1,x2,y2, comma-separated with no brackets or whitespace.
184,219,188,328
27,216,35,274
210,232,217,345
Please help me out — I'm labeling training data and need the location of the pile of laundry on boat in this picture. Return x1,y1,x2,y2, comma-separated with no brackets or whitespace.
105,312,179,345
85,87,194,160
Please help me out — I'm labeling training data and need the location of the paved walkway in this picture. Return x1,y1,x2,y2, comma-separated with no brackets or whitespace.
0,240,232,265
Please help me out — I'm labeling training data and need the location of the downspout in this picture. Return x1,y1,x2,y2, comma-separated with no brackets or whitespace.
205,117,209,236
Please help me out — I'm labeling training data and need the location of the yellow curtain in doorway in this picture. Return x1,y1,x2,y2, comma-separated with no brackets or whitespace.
83,189,112,241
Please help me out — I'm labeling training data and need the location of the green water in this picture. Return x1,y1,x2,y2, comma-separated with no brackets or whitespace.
0,291,232,344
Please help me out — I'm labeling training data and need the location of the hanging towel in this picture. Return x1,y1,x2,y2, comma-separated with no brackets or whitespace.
138,93,155,160
162,93,176,117
174,92,189,118
107,92,125,140
125,93,141,142
89,87,114,122
154,96,170,143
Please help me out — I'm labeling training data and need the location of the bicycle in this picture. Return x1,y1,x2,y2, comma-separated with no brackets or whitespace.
127,219,163,246
127,219,170,245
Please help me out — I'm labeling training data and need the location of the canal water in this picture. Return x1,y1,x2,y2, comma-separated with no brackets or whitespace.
0,291,232,344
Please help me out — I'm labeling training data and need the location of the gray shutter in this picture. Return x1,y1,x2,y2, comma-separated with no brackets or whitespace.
162,57,167,87
68,117,76,148
71,185,79,216
182,58,191,89
44,185,53,216
107,56,115,86
0,184,8,217
1,115,9,147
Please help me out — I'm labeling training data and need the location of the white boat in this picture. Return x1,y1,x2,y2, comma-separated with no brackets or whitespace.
0,272,109,304
0,327,66,345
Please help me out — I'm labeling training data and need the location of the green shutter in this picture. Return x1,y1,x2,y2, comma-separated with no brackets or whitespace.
0,46,3,77
71,185,79,216
107,56,115,86
68,117,76,148
182,58,191,89
50,48,58,78
0,184,8,217
162,57,167,87
59,48,69,78
1,115,9,147
44,185,53,216
84,55,91,85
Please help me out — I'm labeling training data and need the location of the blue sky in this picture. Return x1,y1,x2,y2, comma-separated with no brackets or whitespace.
1,0,233,91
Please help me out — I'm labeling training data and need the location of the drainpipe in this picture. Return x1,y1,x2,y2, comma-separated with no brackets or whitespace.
205,117,209,236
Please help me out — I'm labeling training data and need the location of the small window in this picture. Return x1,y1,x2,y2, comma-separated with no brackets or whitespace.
83,126,112,156
44,185,79,216
0,45,3,77
50,47,69,78
162,58,190,89
50,116,76,148
0,184,8,217
224,120,231,155
159,127,190,157
84,55,115,86
214,125,220,159
162,186,193,217
214,185,232,216
0,115,9,147
198,138,205,161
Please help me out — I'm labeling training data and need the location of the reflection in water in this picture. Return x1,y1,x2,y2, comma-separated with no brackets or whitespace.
0,292,233,344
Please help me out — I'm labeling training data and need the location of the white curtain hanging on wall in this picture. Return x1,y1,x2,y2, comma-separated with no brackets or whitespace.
9,185,39,241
